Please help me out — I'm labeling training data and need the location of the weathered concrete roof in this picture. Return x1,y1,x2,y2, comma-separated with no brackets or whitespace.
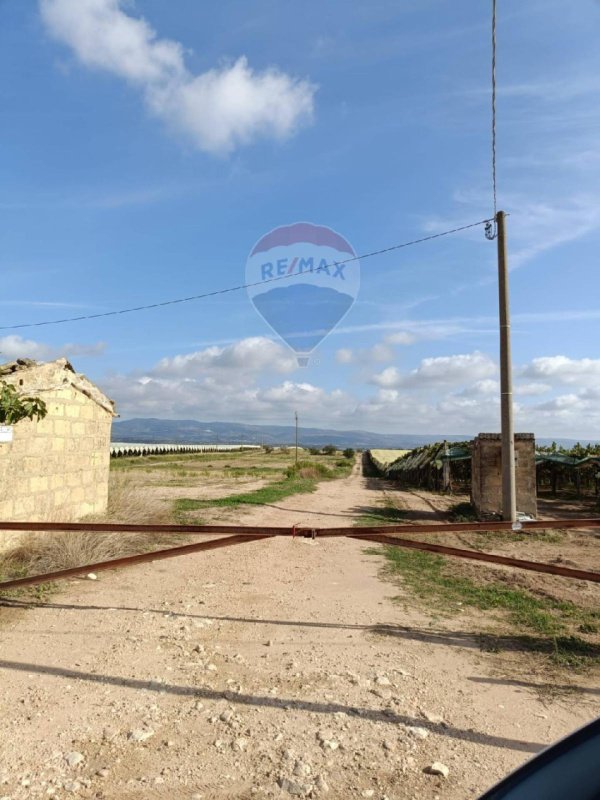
0,358,117,416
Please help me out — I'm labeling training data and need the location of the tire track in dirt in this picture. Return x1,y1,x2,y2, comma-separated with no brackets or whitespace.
0,460,598,799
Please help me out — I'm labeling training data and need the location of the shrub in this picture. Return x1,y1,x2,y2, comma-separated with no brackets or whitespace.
0,476,175,580
285,460,331,480
0,381,47,424
322,444,337,455
343,448,355,459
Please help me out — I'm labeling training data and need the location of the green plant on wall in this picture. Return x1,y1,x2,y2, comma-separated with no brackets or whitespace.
0,381,48,425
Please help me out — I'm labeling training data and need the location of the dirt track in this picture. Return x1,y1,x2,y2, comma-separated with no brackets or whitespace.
1,462,599,799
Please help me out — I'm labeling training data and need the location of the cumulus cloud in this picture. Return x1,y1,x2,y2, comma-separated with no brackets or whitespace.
335,343,393,366
459,379,500,397
153,337,297,377
515,382,552,397
335,330,416,366
98,336,354,423
102,372,350,423
371,351,497,389
521,355,600,387
40,0,316,154
81,339,600,438
0,335,105,361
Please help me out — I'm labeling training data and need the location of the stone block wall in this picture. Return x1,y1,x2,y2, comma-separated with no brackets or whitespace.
0,361,114,551
471,433,537,518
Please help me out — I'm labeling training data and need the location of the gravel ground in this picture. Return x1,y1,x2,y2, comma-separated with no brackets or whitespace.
1,460,598,799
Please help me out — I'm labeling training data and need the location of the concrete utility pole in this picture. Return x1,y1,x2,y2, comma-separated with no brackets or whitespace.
496,210,517,522
295,411,299,465
442,440,451,492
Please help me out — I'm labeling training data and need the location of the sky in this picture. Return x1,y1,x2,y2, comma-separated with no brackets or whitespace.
1,0,600,439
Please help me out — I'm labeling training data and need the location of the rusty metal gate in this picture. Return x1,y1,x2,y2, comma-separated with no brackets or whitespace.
1,517,599,591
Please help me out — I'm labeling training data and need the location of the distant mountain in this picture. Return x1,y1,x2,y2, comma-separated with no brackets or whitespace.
111,418,596,450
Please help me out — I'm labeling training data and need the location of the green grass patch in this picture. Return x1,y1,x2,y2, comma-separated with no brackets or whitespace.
373,545,600,669
0,557,55,602
175,458,351,515
354,495,406,526
355,507,406,526
176,474,319,512
223,466,282,478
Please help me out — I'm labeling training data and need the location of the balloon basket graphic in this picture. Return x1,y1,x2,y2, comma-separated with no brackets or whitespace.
246,222,360,364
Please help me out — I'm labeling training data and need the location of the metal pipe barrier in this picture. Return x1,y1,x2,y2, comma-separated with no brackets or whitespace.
1,518,599,591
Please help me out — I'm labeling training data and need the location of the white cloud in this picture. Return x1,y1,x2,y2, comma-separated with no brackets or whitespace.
466,74,600,104
535,393,584,412
335,348,354,365
335,330,416,367
507,195,600,268
423,192,600,271
102,371,350,424
333,309,600,342
0,335,105,361
385,331,416,346
460,379,500,397
91,338,600,439
515,382,552,396
371,351,497,389
152,337,296,377
521,355,600,387
335,343,394,366
81,339,600,438
40,0,316,155
99,336,355,423
370,366,402,388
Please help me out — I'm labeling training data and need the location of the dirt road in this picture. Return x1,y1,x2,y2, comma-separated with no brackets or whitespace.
1,463,598,799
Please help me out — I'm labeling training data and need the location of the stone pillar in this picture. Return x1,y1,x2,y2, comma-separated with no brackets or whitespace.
471,433,537,519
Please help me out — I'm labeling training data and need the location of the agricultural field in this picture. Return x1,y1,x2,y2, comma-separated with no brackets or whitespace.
0,447,354,584
368,448,409,472
1,446,600,800
109,446,354,524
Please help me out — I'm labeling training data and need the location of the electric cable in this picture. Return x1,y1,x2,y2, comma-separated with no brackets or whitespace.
0,218,492,331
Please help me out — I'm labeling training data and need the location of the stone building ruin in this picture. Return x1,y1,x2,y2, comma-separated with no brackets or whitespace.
0,358,116,550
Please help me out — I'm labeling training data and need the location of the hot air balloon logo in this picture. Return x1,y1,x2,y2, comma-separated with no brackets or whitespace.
246,222,360,366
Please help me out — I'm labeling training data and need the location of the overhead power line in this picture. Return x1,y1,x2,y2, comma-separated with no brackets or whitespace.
486,0,499,241
0,218,492,332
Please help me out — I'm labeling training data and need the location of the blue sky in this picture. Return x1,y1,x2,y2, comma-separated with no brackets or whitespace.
1,0,599,437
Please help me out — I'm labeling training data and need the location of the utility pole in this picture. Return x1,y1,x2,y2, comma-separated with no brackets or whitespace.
496,210,517,522
295,411,299,465
442,440,451,492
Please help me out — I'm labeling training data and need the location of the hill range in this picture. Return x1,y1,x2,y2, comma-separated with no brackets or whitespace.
112,418,595,451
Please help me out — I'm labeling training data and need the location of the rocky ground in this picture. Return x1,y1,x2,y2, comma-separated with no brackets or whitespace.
0,461,598,799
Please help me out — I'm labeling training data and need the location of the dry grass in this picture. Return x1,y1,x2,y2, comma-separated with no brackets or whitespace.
102,473,174,525
296,466,323,480
0,474,180,585
1,449,349,586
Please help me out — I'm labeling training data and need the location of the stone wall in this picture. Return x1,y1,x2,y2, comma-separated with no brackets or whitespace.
471,433,537,518
0,359,114,551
